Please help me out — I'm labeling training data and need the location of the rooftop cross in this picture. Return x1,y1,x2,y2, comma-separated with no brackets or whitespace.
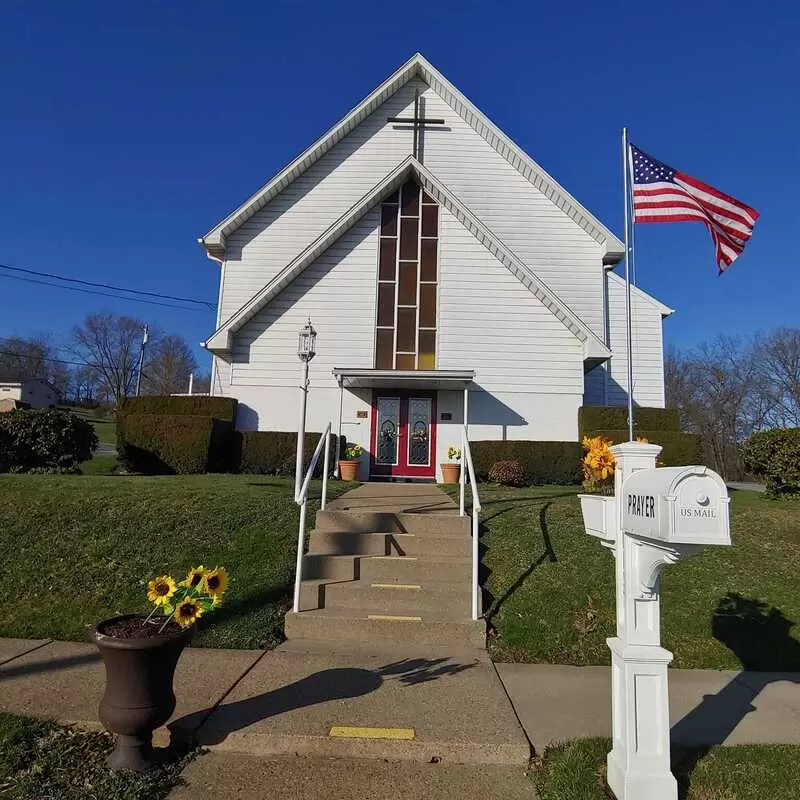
387,89,445,162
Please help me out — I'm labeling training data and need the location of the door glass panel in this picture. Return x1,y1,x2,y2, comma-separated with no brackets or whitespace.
376,397,400,465
407,398,432,466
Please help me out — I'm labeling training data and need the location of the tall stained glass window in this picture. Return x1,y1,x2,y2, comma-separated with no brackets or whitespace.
375,180,438,370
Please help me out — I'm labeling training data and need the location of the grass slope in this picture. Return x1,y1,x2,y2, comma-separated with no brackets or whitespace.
533,738,800,800
0,712,193,799
0,473,345,649
57,405,117,445
477,486,800,669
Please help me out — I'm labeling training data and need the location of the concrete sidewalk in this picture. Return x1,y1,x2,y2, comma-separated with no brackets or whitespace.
497,663,800,752
2,637,799,762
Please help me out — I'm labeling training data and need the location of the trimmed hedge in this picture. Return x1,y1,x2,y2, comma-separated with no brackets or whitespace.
471,441,583,485
588,428,703,467
117,396,238,473
579,406,681,435
236,431,342,476
0,408,97,473
741,428,800,495
117,395,238,423
120,414,215,474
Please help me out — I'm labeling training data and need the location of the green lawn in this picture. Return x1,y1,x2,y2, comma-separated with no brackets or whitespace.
57,405,117,445
474,485,800,669
0,473,347,649
533,738,800,800
0,712,193,799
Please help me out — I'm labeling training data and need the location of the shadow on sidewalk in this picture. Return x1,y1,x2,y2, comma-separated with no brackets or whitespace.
670,593,800,797
169,656,476,746
0,650,100,680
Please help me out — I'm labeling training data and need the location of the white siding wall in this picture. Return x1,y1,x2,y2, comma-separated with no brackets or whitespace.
213,203,586,446
605,272,667,408
229,209,380,390
217,79,608,339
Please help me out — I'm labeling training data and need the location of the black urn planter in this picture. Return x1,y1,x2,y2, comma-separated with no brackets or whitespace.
91,614,193,772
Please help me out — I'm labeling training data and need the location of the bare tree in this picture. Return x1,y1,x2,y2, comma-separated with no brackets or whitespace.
754,327,800,428
70,313,149,404
141,335,197,395
666,336,771,478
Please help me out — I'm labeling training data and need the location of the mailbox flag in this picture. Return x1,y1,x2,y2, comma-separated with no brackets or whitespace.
630,144,760,273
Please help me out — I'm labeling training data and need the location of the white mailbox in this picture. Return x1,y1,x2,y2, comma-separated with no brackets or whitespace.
621,465,730,546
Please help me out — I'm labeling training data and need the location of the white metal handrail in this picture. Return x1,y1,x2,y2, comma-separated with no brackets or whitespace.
459,425,482,621
292,422,332,612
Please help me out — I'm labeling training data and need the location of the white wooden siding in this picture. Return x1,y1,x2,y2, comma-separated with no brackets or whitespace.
605,273,666,408
217,79,608,338
437,207,584,394
229,209,380,388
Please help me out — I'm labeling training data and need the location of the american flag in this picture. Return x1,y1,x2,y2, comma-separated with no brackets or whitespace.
630,144,759,272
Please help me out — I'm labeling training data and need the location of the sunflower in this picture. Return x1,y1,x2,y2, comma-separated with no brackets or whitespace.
174,598,204,628
147,575,177,606
182,565,208,590
204,566,229,599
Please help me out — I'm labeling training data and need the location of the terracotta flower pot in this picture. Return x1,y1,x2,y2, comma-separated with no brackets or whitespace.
338,459,360,481
441,462,461,484
90,614,193,772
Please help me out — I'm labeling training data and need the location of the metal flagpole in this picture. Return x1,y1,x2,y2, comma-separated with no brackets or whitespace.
622,127,635,441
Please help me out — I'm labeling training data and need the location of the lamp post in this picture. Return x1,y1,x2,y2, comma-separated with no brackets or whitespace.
294,318,317,499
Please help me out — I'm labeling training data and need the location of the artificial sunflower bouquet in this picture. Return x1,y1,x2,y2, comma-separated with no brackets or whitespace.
582,435,615,493
145,565,229,633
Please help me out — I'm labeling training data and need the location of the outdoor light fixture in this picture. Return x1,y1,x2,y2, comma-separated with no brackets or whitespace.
295,318,316,498
298,319,317,362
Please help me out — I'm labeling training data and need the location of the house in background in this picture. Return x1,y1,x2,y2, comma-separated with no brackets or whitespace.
200,54,672,481
0,378,59,409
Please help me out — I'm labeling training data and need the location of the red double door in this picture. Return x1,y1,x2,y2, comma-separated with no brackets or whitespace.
370,391,437,479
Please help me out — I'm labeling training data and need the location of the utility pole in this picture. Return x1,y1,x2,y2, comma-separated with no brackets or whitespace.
135,324,149,397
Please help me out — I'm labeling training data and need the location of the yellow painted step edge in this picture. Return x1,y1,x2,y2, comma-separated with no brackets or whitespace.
369,556,417,561
329,726,415,740
371,583,421,590
367,614,422,621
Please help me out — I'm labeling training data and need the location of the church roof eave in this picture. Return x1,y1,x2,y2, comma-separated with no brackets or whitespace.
204,156,610,360
198,53,625,261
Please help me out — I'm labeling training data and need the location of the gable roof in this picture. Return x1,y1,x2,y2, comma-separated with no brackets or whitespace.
607,271,675,317
199,53,625,264
204,156,611,361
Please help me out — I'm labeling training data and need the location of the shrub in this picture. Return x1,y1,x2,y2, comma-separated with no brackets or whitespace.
578,406,681,435
120,414,215,474
117,395,238,423
488,460,526,487
236,431,341,476
741,428,800,495
117,396,238,472
587,429,703,467
0,408,98,473
470,441,583,485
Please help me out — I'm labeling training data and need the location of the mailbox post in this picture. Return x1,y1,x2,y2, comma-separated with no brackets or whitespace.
579,441,731,800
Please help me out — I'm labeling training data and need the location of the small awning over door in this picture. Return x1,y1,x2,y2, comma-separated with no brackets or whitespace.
332,368,475,390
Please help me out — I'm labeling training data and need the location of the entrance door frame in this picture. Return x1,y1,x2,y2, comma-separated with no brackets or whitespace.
369,390,437,479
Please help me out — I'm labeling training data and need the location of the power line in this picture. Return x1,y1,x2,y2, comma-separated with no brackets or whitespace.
0,271,211,312
0,348,94,369
0,262,215,310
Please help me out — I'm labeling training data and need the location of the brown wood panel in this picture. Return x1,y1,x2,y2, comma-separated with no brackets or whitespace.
398,262,418,306
379,238,397,281
377,283,395,327
399,219,418,259
396,307,416,353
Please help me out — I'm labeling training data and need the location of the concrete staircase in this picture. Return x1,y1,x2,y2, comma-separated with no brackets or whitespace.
285,485,484,650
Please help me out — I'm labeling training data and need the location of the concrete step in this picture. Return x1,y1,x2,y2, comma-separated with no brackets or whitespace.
359,554,472,585
284,609,485,650
315,510,469,536
322,580,470,618
302,554,357,581
189,645,529,766
308,530,471,558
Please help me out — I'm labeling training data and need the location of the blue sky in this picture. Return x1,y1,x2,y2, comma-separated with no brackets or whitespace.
2,1,796,371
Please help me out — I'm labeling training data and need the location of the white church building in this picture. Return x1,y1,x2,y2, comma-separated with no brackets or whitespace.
201,54,672,481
